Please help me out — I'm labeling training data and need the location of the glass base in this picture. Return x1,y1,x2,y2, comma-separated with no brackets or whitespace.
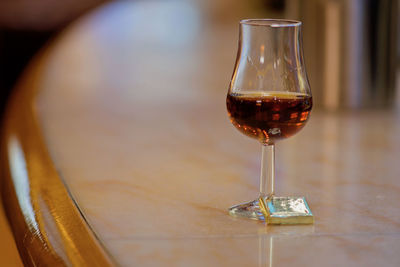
229,196,314,224
229,198,266,221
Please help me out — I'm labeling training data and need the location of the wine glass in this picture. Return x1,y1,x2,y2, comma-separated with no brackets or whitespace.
226,19,314,224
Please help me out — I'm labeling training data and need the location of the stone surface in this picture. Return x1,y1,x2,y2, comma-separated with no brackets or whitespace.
34,1,400,266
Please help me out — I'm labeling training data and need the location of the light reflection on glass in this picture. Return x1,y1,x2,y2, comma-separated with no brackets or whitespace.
260,45,265,64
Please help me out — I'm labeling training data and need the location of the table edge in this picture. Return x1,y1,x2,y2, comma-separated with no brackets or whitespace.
1,45,115,266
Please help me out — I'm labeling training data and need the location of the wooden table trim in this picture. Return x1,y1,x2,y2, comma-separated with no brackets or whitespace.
1,48,114,266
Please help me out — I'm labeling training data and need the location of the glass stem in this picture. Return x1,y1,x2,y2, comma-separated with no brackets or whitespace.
259,144,275,199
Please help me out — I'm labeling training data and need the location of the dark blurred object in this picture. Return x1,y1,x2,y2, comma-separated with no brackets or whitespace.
285,0,399,109
263,0,285,10
0,0,107,115
0,31,52,111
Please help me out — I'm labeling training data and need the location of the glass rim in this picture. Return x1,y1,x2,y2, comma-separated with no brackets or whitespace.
240,19,301,27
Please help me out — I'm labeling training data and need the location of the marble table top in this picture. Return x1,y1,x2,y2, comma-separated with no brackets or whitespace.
26,1,400,266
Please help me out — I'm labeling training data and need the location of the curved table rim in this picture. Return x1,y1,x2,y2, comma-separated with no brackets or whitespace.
0,27,115,267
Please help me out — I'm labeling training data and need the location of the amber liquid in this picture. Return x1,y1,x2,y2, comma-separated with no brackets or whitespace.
226,92,312,144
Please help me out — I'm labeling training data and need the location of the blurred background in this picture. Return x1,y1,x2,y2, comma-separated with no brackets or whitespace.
0,1,398,265
0,0,399,113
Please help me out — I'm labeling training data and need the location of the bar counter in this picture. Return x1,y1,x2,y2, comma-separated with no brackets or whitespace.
2,1,400,266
